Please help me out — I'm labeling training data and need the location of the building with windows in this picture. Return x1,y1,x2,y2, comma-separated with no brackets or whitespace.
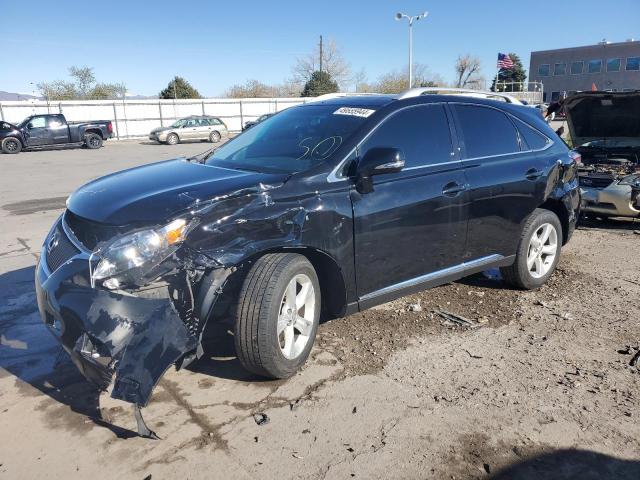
529,40,640,102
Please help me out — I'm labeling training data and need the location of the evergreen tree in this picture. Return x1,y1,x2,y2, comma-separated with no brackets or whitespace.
491,53,527,92
159,76,201,99
301,71,339,97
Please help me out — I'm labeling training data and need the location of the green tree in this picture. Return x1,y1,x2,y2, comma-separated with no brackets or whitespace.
491,53,527,92
159,76,202,99
37,66,126,100
301,71,339,97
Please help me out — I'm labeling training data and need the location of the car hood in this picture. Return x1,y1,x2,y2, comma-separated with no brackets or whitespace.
0,121,20,133
67,158,288,225
150,126,172,134
565,91,640,147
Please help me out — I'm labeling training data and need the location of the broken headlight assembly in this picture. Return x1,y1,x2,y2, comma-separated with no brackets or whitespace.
618,174,640,188
91,218,194,289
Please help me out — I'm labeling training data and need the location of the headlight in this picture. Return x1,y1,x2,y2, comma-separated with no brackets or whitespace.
619,175,640,188
91,218,191,285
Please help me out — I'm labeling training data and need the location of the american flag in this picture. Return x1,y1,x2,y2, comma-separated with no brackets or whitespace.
497,53,514,69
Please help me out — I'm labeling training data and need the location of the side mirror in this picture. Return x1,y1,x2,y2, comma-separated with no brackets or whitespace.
27,122,34,129
355,147,405,194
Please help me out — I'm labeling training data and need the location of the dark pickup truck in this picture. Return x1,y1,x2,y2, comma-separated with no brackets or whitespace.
0,113,113,154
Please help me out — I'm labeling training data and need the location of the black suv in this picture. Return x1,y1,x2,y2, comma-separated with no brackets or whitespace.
36,92,580,416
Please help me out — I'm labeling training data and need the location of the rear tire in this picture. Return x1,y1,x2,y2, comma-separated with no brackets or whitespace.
501,208,562,290
2,137,22,154
166,133,179,145
234,253,320,379
209,131,221,143
84,133,103,149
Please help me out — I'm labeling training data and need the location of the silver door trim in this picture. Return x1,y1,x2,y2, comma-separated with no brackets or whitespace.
359,254,504,302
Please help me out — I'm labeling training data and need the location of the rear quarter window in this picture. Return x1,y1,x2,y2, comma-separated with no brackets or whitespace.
515,119,550,150
453,105,520,158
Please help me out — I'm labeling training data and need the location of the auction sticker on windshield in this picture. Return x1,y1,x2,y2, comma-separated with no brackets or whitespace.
333,107,376,118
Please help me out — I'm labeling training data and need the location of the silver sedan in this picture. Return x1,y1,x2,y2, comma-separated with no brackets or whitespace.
149,116,228,145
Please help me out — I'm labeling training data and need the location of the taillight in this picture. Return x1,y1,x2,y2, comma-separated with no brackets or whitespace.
560,150,581,183
107,122,113,133
569,150,581,165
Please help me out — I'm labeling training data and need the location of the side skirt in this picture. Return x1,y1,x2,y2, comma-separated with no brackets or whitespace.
357,254,515,311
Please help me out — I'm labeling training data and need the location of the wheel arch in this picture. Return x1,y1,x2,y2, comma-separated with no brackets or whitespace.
84,128,103,138
198,245,348,325
538,198,570,245
3,135,23,147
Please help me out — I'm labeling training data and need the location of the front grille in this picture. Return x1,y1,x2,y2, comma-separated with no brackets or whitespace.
579,174,615,189
46,222,80,272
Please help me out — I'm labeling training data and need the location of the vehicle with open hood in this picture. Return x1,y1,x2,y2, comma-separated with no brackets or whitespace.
565,91,640,218
36,89,580,436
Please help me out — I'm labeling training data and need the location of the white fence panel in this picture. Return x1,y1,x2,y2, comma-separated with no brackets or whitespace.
0,97,308,139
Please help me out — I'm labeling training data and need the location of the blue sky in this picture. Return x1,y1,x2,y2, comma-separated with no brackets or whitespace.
2,0,639,96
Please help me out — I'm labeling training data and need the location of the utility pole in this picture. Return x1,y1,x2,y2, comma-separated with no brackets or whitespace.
319,35,323,73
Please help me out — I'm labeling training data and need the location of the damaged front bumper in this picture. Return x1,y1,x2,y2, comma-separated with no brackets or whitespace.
35,218,199,407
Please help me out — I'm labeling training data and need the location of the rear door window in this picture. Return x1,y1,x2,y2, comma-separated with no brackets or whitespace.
48,116,64,128
453,105,520,158
360,104,453,169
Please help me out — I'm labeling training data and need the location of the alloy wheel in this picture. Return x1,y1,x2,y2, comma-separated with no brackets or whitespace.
277,274,316,360
526,223,558,278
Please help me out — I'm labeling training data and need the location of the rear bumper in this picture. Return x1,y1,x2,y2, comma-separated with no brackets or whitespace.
35,219,198,406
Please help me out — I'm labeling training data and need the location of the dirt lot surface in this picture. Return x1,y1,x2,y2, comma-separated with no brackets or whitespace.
1,142,639,479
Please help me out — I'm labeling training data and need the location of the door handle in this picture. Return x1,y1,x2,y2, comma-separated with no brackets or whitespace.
442,182,468,197
525,168,544,180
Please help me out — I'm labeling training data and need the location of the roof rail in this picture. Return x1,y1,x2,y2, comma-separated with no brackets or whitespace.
397,87,523,105
306,92,383,103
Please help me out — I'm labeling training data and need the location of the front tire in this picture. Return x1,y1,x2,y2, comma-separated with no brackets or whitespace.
166,133,179,145
2,137,22,154
234,253,320,378
84,133,103,149
501,208,562,290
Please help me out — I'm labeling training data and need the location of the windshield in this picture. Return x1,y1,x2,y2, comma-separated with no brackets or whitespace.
171,119,187,128
205,105,373,173
17,117,31,128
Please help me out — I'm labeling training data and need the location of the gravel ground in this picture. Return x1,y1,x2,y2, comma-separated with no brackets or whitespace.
0,142,639,479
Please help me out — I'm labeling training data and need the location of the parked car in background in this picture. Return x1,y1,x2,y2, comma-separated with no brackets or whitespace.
36,89,580,437
243,113,274,131
0,114,112,154
565,91,640,218
149,116,228,145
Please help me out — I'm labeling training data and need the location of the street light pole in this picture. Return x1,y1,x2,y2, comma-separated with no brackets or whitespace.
395,10,429,88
